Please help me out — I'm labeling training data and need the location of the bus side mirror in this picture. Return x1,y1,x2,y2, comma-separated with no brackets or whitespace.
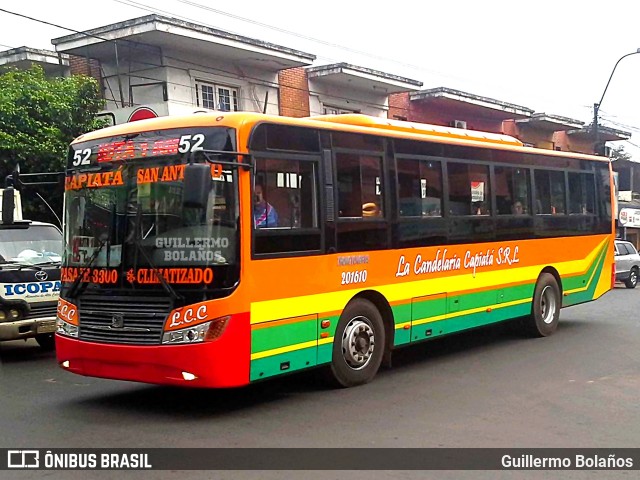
183,164,210,209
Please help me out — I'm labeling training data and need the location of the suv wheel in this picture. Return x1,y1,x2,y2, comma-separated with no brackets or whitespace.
625,267,638,289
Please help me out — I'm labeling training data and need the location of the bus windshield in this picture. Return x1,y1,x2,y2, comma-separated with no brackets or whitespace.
65,158,238,268
62,126,239,292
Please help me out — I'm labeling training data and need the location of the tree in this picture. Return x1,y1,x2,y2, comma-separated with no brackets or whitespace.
0,66,106,224
609,145,632,162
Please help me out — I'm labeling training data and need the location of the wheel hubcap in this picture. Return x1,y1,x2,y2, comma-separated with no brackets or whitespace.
540,285,557,324
631,272,637,285
341,316,375,370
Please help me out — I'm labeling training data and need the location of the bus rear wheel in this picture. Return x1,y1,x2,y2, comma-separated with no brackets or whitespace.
328,298,385,388
522,273,560,337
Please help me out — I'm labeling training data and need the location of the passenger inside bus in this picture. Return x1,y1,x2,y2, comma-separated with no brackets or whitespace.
254,183,278,228
512,200,525,215
473,201,489,215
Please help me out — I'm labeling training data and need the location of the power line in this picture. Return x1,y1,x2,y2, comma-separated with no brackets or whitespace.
117,0,451,80
5,4,636,137
0,6,401,115
126,0,616,124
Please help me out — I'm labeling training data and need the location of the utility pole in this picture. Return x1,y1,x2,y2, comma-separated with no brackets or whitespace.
593,48,640,155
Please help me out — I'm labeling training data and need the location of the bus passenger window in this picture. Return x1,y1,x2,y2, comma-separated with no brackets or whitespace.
254,158,318,229
336,153,384,218
495,166,530,215
534,170,566,215
253,156,321,255
568,172,595,214
448,162,490,216
397,158,442,217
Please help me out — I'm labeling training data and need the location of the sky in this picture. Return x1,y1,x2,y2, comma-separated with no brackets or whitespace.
1,0,640,159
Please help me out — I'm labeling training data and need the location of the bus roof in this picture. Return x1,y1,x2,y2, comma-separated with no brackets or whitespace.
73,112,610,163
309,113,524,147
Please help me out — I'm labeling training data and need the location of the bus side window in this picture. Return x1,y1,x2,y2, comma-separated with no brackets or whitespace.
447,162,490,216
397,158,443,217
253,157,321,255
535,170,566,215
336,152,384,218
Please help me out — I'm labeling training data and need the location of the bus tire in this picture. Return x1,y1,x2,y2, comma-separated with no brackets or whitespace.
328,298,385,388
522,273,560,337
35,333,56,351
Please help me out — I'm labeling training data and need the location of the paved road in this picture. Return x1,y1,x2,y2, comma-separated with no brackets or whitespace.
1,286,638,479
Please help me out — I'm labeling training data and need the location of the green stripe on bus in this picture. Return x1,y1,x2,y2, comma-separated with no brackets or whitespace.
250,346,317,381
563,243,607,306
251,318,317,354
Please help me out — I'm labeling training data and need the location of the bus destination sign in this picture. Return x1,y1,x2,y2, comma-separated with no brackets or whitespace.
67,127,234,170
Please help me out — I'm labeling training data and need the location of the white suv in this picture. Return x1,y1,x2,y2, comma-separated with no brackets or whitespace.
614,240,640,289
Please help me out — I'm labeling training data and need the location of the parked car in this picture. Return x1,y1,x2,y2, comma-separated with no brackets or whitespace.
614,240,640,289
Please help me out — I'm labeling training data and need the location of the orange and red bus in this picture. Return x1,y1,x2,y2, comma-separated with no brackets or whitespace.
56,112,615,388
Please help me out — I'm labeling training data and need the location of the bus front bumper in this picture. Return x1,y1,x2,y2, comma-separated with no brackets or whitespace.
55,322,250,388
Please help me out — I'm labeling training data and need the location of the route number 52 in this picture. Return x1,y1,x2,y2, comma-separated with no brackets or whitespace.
178,134,205,153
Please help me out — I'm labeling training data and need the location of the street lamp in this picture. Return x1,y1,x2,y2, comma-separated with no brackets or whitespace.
593,48,640,155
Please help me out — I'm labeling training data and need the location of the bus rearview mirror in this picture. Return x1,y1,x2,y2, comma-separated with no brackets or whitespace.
183,164,210,209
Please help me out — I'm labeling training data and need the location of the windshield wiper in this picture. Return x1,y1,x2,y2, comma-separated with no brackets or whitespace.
66,237,107,299
0,259,43,270
31,260,62,267
132,204,183,303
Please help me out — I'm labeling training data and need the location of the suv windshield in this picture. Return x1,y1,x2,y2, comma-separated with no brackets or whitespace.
0,225,63,266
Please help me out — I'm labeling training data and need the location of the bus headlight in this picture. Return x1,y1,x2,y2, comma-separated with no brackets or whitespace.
162,321,211,344
8,308,21,320
162,316,230,345
56,318,79,337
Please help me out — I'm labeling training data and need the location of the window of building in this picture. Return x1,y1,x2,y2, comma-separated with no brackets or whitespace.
447,162,491,216
323,105,359,115
397,158,443,217
195,81,239,112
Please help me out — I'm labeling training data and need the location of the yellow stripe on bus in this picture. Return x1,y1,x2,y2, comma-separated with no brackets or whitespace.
564,244,607,295
250,238,607,325
251,337,335,362
395,321,411,331
250,339,318,361
412,297,531,327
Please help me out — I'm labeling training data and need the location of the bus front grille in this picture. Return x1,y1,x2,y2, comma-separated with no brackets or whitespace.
78,294,173,345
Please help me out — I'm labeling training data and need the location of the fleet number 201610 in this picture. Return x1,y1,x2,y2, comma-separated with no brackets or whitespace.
341,270,368,285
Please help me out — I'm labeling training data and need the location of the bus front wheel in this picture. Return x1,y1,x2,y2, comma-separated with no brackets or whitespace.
328,299,385,388
522,273,560,337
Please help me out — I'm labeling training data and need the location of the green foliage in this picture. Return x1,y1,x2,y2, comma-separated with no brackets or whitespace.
0,66,105,223
609,145,632,162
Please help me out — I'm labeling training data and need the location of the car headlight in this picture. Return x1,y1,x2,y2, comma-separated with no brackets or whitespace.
0,311,6,322
56,318,79,337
